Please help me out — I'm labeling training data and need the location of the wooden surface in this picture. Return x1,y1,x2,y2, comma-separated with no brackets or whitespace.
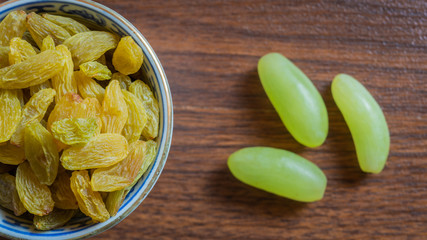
3,0,427,239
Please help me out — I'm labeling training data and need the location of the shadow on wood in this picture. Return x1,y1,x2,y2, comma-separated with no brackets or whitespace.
207,161,308,219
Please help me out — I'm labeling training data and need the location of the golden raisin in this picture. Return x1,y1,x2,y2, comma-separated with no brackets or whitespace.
11,88,56,147
42,13,89,36
105,189,127,217
16,161,54,216
51,118,98,145
8,37,37,64
129,140,157,187
0,10,27,46
51,45,78,103
26,12,71,48
80,61,112,80
0,173,26,216
47,93,102,149
0,143,25,165
70,170,109,222
29,80,52,96
122,90,147,143
111,72,132,90
0,50,65,89
129,80,159,139
50,171,78,210
91,140,146,192
101,80,128,134
47,92,83,131
33,208,75,230
0,89,22,143
47,93,102,139
75,70,105,103
41,35,55,51
61,133,128,170
112,36,143,75
77,97,103,134
24,121,59,186
63,31,119,68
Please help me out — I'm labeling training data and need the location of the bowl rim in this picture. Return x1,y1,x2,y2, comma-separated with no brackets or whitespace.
0,0,173,239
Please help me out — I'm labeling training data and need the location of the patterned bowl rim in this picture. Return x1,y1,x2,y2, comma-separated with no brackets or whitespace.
0,0,173,239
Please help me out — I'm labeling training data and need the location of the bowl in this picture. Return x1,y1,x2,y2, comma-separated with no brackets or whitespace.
0,0,173,239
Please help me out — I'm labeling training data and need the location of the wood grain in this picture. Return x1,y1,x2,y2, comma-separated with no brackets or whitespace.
2,0,427,239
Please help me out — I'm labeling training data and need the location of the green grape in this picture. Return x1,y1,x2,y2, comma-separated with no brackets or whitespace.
227,147,327,202
331,74,390,173
257,53,328,147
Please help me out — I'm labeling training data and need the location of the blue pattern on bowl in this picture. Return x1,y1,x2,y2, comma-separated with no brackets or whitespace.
0,0,173,239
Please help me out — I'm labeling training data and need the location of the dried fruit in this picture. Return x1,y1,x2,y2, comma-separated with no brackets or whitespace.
51,45,78,103
8,37,37,64
111,72,132,90
122,90,147,143
75,70,105,103
26,12,71,48
50,171,78,210
80,61,112,80
108,141,157,215
129,80,159,139
0,143,25,165
16,161,54,216
47,94,102,149
105,189,127,217
112,36,143,75
29,80,52,96
33,208,75,230
91,140,146,192
102,80,128,133
70,170,109,222
24,121,59,185
11,88,56,147
61,133,128,170
41,35,55,51
63,31,119,68
129,140,157,187
51,118,98,145
0,46,10,68
0,173,26,216
42,13,89,36
78,98,103,134
0,89,22,143
47,93,83,131
0,10,27,46
0,49,65,89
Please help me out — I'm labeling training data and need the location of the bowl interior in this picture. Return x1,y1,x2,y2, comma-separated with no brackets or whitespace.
0,0,172,239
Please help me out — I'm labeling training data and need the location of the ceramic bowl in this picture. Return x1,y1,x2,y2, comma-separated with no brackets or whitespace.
0,0,173,239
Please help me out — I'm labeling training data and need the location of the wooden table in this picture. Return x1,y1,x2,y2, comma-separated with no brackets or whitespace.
2,0,427,239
